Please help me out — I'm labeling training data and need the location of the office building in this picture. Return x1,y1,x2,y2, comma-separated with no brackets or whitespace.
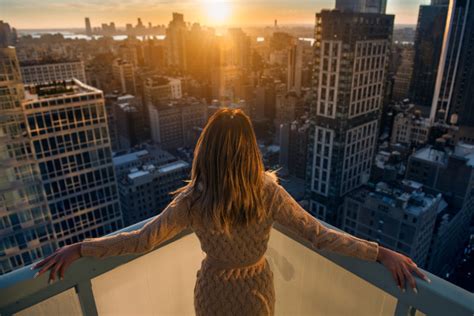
391,110,431,147
287,40,303,95
85,17,92,36
144,76,182,106
115,95,147,150
0,47,55,275
410,2,448,108
279,118,310,180
23,79,123,248
307,10,394,224
112,59,137,95
226,28,251,70
149,98,207,149
335,0,387,14
114,153,190,226
20,60,87,84
406,141,474,276
342,180,442,267
166,13,188,71
391,44,414,101
0,21,18,47
431,0,474,130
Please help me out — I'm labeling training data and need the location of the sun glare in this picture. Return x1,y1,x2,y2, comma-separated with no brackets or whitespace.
203,0,232,25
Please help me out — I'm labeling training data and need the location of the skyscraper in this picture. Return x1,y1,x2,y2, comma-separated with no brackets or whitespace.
85,17,92,36
410,2,448,108
392,44,414,101
0,47,55,275
335,0,387,14
112,59,137,95
307,10,394,224
287,40,303,95
23,79,123,248
166,13,188,72
431,0,474,131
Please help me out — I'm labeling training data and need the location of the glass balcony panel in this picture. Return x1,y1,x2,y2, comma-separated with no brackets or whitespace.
91,234,205,315
268,228,398,315
13,288,81,316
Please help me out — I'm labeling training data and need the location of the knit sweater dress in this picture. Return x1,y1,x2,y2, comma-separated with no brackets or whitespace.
80,173,379,315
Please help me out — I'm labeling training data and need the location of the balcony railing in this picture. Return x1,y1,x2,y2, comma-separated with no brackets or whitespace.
0,218,473,316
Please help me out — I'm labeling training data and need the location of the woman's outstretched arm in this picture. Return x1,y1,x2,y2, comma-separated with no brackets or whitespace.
269,181,430,291
32,192,192,283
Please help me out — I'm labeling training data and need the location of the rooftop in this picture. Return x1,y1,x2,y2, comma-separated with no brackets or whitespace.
20,59,82,67
412,142,474,167
112,150,149,167
123,160,190,184
1,219,472,315
352,181,444,216
23,79,101,102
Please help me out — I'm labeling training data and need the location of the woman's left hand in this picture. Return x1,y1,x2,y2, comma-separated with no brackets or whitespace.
377,246,431,293
31,243,82,284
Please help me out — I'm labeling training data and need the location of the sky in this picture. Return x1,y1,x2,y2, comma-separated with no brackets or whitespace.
2,0,431,30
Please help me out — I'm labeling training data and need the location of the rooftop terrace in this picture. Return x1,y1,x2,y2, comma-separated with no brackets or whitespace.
23,79,101,102
0,218,472,315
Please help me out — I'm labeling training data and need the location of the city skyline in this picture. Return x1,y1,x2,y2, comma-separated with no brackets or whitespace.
4,0,429,29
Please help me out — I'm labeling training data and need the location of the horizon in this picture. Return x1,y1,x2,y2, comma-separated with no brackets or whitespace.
3,0,430,29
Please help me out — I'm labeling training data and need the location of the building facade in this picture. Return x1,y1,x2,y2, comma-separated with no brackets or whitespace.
148,98,207,149
391,110,431,147
410,2,448,108
307,10,394,224
20,60,87,85
342,181,442,267
115,156,190,226
112,59,137,95
23,80,123,248
391,44,414,101
335,0,387,13
287,40,303,95
0,47,55,275
431,0,474,130
144,76,182,106
406,142,474,276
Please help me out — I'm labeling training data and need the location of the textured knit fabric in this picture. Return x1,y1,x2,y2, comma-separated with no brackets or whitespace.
80,173,379,315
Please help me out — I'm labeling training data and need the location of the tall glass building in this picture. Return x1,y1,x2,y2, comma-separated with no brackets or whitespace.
22,80,123,248
0,47,123,274
410,2,448,108
431,0,474,128
0,47,55,274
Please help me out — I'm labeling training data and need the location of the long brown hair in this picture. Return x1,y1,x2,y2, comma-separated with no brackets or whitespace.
175,108,267,233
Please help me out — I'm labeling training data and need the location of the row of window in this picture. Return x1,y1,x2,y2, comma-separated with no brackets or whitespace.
32,127,109,159
53,203,121,239
48,185,119,221
38,148,112,181
24,93,102,110
57,219,122,248
43,166,116,201
27,103,106,136
341,121,377,194
311,127,334,196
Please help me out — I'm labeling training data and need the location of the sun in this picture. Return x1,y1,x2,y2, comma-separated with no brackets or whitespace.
203,0,232,25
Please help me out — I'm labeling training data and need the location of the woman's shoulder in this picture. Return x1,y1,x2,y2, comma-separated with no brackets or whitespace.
262,170,282,197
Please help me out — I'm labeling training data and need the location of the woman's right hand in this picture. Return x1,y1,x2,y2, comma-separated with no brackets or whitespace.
377,246,431,293
31,243,82,284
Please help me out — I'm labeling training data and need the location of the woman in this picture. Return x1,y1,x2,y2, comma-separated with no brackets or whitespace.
32,108,430,315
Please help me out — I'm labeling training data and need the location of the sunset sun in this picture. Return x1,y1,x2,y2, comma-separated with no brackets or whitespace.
203,0,232,24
